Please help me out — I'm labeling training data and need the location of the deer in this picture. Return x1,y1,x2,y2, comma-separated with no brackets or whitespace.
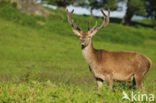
66,9,152,90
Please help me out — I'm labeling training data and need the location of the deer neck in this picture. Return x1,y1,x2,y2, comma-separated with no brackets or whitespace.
81,40,96,65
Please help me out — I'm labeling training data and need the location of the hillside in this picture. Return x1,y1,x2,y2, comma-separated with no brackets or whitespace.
0,2,156,102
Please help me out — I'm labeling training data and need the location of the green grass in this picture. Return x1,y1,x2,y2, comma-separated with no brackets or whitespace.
0,80,134,103
0,1,156,102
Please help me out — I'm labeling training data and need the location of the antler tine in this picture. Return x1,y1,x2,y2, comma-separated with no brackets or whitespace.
106,9,110,25
90,21,97,32
89,9,110,32
66,9,81,31
88,22,90,30
97,9,110,30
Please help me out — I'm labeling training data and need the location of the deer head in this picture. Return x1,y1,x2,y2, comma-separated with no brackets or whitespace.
66,9,110,47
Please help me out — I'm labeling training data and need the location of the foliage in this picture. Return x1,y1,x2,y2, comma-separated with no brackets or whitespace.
121,0,145,25
145,0,156,19
104,0,118,10
88,0,100,12
145,0,156,27
78,0,118,14
127,0,145,16
0,80,148,103
48,0,77,8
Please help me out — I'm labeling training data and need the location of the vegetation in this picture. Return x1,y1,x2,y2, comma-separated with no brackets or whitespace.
78,0,117,15
121,0,145,25
120,0,156,25
45,0,156,26
145,0,156,27
0,1,156,102
47,0,77,8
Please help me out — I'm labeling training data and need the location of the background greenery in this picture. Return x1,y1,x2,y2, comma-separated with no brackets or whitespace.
0,1,155,102
45,0,156,26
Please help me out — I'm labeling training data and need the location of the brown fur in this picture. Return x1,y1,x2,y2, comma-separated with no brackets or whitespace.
81,40,151,90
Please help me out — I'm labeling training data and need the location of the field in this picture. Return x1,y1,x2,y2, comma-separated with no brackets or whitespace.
0,2,156,103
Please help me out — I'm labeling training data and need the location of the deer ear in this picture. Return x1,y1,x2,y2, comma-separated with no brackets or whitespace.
90,29,98,37
72,28,81,37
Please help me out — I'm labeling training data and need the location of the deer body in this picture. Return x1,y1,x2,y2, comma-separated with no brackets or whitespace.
66,9,151,90
82,40,151,89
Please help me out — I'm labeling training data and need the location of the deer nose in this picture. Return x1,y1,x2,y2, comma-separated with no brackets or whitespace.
81,40,85,43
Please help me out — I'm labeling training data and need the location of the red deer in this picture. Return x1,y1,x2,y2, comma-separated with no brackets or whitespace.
66,9,152,90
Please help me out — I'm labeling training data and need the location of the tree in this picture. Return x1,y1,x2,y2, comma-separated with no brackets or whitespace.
78,0,117,15
145,0,156,19
145,0,156,27
121,0,145,25
48,0,77,9
104,0,118,10
88,0,100,15
89,0,117,15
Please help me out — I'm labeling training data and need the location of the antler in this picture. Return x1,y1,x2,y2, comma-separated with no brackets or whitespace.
98,9,110,30
88,22,90,30
90,9,110,32
66,9,81,31
89,21,97,32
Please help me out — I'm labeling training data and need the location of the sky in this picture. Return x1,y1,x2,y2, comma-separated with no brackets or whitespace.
36,0,145,20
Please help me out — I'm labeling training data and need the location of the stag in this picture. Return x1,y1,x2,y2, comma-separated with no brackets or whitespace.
66,9,152,90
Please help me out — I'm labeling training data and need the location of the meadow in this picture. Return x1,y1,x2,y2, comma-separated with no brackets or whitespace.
0,2,156,102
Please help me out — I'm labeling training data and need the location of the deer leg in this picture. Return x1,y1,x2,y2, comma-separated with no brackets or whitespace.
132,76,136,89
105,75,113,89
135,74,145,92
133,76,136,86
96,78,103,89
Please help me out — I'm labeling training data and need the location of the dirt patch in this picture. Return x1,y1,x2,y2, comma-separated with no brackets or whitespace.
11,0,50,18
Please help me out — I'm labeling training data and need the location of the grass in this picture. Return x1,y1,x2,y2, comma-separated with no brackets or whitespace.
0,80,132,103
0,1,156,102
